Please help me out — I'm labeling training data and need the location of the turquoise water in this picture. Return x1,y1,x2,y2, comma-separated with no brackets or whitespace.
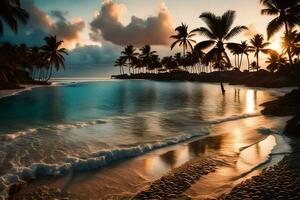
0,80,283,197
0,80,271,134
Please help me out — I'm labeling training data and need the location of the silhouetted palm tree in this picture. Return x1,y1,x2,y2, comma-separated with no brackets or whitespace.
29,46,45,79
227,43,243,69
282,30,300,61
228,41,253,71
261,0,300,63
42,35,68,81
250,61,258,71
161,56,177,72
139,45,157,73
114,57,126,75
249,34,271,70
148,55,161,73
174,53,183,69
121,45,139,75
0,0,29,35
0,43,16,82
266,51,287,72
171,23,196,57
192,10,247,93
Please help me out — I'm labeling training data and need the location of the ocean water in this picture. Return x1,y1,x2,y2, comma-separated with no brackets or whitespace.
0,80,291,198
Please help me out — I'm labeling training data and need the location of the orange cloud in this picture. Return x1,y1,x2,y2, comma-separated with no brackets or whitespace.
21,1,85,48
89,0,174,46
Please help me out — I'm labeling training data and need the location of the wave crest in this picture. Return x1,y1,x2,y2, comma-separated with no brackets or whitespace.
0,131,208,197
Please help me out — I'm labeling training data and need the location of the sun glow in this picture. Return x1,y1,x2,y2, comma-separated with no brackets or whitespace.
246,90,255,114
269,37,283,54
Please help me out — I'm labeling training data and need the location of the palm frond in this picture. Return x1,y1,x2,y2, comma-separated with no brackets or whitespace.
192,27,216,39
267,17,284,39
224,26,248,40
221,10,236,35
194,40,216,51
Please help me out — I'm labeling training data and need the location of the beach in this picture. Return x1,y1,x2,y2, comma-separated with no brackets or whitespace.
0,80,296,200
0,84,47,99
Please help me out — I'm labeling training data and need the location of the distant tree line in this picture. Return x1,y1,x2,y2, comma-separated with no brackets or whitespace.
115,0,300,75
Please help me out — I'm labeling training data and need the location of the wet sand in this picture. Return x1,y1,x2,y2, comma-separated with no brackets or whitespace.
8,115,290,200
218,146,300,200
0,84,45,99
133,156,222,199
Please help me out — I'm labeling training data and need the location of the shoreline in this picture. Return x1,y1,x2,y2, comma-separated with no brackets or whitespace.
219,144,300,200
112,70,299,89
218,89,300,199
2,82,298,199
0,84,50,99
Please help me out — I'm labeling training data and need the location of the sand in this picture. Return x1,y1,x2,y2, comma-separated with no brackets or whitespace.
218,145,300,200
133,156,224,199
0,84,44,99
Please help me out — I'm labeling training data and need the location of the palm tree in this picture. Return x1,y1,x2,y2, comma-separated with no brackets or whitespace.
148,55,161,73
29,46,45,79
282,30,300,61
171,23,196,57
161,56,177,72
192,10,247,94
139,45,157,73
250,61,258,71
266,51,287,73
114,57,126,75
174,53,183,69
0,42,17,83
0,0,29,35
228,41,253,71
121,45,139,75
261,0,300,64
249,34,271,70
42,35,68,81
227,43,243,69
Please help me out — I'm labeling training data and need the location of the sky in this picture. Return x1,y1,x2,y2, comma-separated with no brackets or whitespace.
0,0,287,77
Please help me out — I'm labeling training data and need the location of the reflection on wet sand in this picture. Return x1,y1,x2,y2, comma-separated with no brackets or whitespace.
185,135,279,200
144,135,225,176
15,116,289,200
1,82,285,199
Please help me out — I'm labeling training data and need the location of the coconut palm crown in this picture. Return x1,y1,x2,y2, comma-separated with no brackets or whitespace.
171,23,196,56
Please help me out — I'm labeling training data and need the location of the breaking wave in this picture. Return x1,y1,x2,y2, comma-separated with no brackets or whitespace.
0,119,107,141
0,131,208,197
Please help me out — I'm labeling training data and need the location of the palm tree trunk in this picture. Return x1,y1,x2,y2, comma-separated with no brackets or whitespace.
284,22,293,64
47,66,53,81
239,54,243,70
247,55,250,71
256,51,259,71
234,55,237,68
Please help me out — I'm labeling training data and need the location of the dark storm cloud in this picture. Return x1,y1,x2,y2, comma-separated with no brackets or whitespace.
89,0,174,46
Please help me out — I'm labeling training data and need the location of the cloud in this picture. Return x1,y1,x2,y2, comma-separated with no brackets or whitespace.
53,43,121,77
89,0,174,46
0,0,85,47
50,10,85,46
66,44,120,65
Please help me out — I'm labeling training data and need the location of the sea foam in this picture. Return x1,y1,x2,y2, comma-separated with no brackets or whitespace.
0,131,208,197
205,113,261,124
